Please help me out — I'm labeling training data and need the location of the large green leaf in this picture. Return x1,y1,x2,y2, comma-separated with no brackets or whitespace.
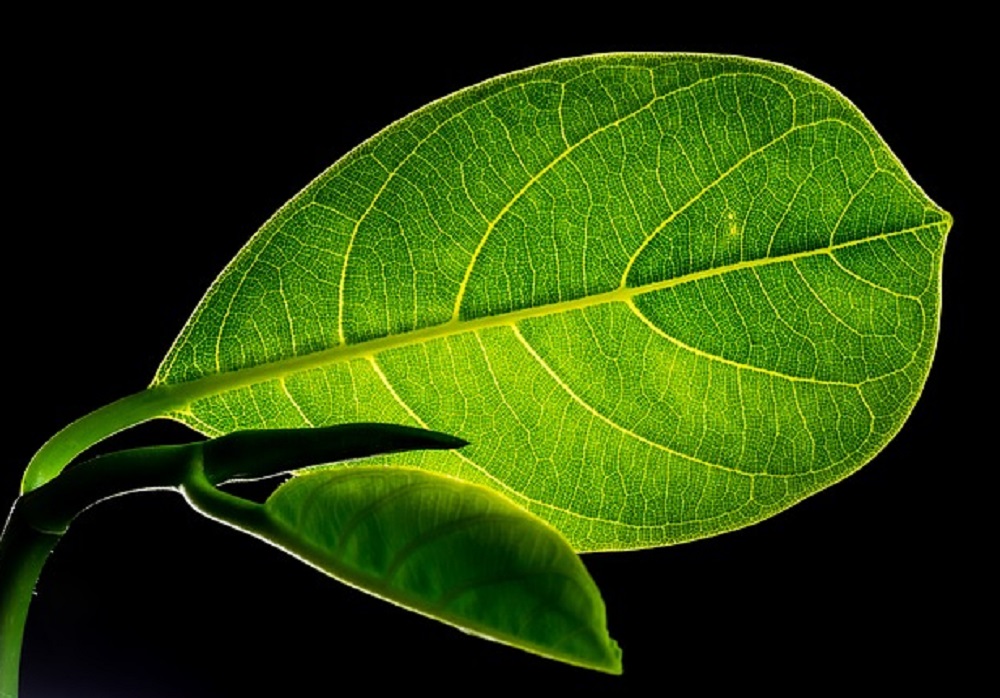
147,55,946,550
182,465,622,674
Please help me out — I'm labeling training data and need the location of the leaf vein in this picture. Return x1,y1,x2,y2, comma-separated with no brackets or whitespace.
625,299,855,387
510,324,745,476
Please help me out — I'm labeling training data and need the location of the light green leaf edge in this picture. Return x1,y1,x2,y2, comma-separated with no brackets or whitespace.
182,465,622,674
24,54,951,553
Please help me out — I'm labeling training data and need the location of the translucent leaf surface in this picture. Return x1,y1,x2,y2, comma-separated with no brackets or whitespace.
193,466,621,673
154,54,950,551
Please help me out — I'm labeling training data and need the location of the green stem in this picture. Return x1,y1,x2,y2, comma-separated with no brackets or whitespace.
8,418,466,696
21,386,185,494
2,445,195,698
0,503,62,698
180,452,272,538
19,445,194,534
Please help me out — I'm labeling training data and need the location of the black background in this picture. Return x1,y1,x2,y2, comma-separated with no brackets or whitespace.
5,15,978,697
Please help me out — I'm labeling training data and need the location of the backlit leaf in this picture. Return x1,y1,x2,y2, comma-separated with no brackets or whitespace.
148,55,948,550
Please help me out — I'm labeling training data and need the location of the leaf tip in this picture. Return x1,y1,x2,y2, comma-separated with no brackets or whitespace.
414,428,470,450
599,638,624,675
439,433,471,449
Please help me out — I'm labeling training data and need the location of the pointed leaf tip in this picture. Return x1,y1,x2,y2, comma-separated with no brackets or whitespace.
201,423,468,484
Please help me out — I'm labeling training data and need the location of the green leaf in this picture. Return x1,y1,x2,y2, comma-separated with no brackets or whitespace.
157,54,951,550
27,54,951,551
183,465,622,674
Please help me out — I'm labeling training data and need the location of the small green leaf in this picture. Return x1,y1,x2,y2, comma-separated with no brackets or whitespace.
186,466,622,674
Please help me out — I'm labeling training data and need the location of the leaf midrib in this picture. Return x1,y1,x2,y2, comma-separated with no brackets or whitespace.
170,66,929,403
156,220,942,407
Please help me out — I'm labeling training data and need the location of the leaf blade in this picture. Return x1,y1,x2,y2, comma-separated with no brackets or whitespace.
152,54,949,550
250,467,622,673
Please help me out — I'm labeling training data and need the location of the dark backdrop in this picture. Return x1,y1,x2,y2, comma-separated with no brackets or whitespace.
5,16,977,697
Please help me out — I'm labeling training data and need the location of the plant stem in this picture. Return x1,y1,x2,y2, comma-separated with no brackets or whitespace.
21,386,183,494
0,502,62,698
6,421,465,696
1,445,193,698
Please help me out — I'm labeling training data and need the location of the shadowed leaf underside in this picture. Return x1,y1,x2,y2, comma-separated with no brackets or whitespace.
259,467,621,672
